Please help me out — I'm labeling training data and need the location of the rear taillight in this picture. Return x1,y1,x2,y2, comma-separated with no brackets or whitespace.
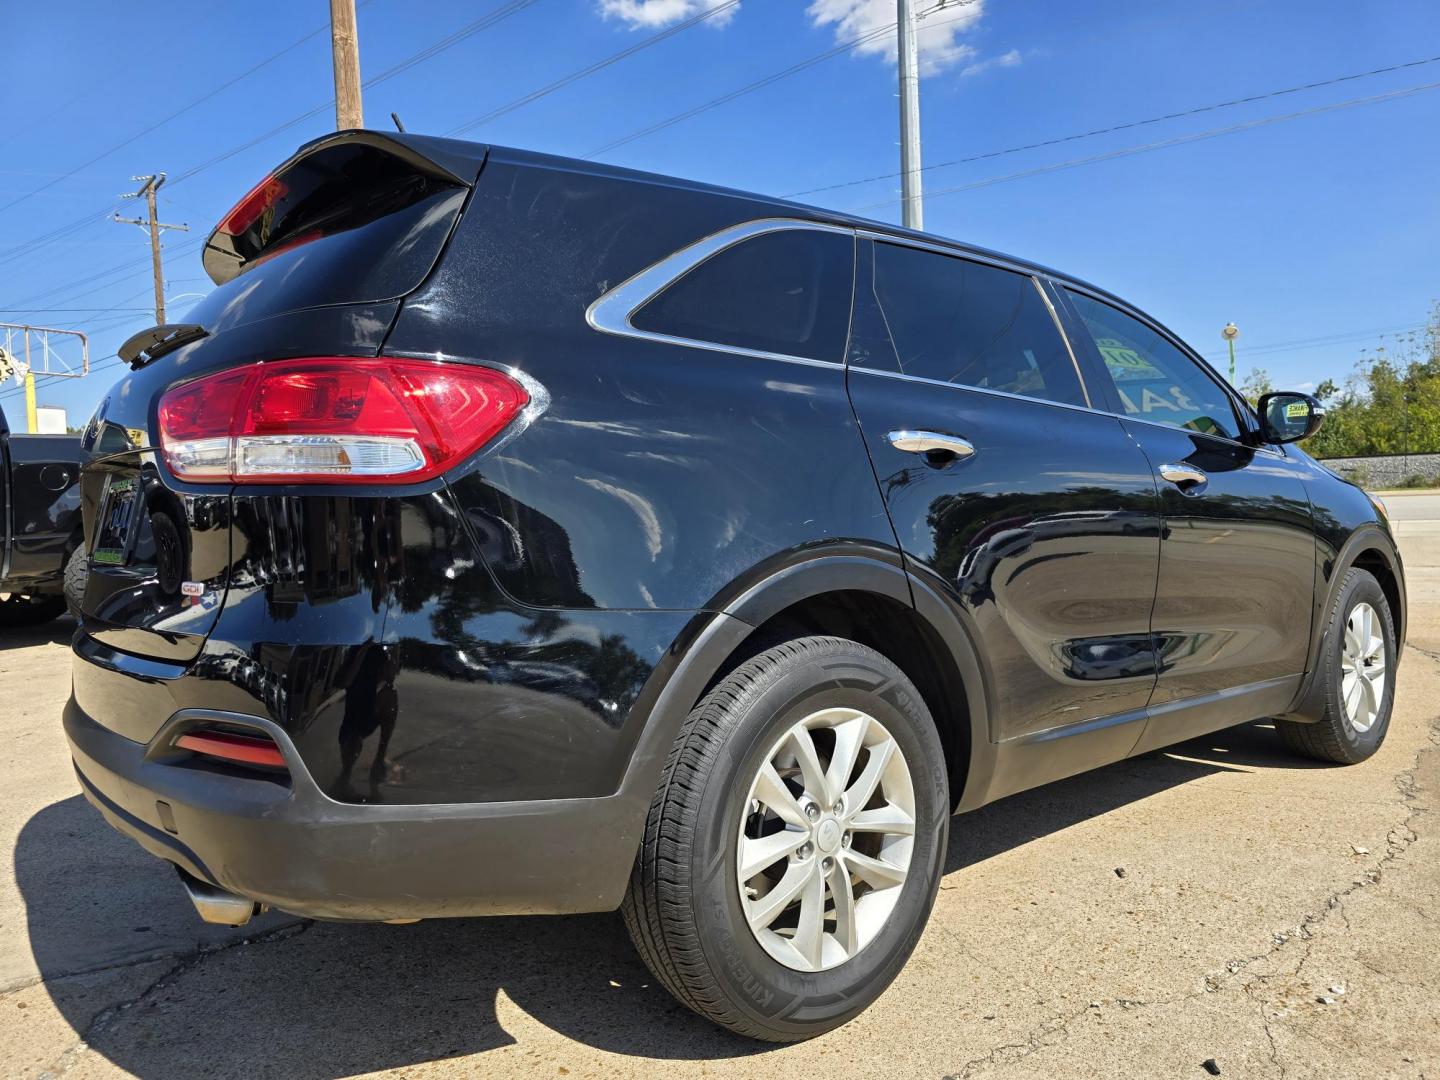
158,358,529,484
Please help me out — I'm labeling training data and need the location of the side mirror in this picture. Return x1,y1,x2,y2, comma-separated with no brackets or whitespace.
1256,391,1324,444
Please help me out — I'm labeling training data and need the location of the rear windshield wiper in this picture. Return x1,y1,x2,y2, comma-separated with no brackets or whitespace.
119,323,208,370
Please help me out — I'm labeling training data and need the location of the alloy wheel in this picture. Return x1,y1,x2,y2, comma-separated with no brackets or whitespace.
1341,601,1387,733
736,707,916,972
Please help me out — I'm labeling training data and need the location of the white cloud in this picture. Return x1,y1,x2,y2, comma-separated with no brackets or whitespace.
598,0,739,29
807,0,987,74
961,47,1021,77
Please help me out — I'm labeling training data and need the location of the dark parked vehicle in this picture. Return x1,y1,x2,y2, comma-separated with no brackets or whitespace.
65,132,1405,1041
0,405,84,626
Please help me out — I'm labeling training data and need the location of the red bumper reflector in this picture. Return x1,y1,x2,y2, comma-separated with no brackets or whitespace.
176,731,287,769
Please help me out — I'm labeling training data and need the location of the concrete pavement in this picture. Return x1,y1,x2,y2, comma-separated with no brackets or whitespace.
2,526,1437,1079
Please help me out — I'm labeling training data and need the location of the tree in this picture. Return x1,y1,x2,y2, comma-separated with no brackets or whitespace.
1308,301,1440,458
1239,367,1273,406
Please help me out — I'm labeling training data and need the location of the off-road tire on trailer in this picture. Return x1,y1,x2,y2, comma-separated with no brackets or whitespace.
1276,568,1396,764
621,636,949,1042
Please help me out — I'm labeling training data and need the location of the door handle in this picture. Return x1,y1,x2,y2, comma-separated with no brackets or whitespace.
1158,462,1207,488
887,430,976,459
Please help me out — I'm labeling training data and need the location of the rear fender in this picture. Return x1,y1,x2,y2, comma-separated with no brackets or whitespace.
608,549,997,885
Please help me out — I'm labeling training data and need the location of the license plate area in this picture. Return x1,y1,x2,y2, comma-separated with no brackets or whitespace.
92,476,139,567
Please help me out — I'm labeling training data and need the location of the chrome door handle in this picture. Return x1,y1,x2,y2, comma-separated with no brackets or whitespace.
887,430,976,458
1158,462,1207,487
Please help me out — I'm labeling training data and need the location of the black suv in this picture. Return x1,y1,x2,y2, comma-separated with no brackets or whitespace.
66,132,1405,1042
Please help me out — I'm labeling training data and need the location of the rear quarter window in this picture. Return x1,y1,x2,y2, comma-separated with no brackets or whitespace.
630,228,855,363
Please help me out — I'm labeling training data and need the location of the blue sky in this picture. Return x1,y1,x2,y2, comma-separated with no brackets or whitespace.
2,0,1437,426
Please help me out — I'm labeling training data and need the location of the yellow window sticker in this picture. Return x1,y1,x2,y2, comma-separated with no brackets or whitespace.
1095,338,1165,381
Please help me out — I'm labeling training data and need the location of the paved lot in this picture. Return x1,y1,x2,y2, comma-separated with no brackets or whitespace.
2,497,1437,1079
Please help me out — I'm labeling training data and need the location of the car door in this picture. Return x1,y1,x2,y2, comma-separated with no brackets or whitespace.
845,237,1163,783
1057,286,1316,751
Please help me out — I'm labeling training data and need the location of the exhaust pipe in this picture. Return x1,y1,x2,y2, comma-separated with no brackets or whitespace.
176,867,261,927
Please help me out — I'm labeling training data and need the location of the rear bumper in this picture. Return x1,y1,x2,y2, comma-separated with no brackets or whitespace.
64,697,643,921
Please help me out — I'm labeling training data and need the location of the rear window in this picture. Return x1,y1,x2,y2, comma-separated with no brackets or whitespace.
190,140,468,335
864,242,1085,407
186,188,465,336
630,228,854,363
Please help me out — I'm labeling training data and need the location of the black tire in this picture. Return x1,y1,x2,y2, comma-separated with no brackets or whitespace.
0,593,67,628
621,636,949,1042
1276,568,1396,764
63,545,88,617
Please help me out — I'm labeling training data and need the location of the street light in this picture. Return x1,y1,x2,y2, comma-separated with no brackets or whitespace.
1221,322,1240,385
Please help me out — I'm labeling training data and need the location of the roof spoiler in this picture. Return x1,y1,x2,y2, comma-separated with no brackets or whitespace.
201,130,487,286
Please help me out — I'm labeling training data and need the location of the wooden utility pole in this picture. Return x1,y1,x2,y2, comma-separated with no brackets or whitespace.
330,0,364,129
113,175,188,324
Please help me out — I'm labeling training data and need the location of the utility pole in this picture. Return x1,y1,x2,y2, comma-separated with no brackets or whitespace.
113,175,188,324
330,0,364,129
897,0,924,231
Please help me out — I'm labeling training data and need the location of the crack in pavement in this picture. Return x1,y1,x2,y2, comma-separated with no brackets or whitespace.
942,643,1440,1079
34,919,312,1079
0,915,307,999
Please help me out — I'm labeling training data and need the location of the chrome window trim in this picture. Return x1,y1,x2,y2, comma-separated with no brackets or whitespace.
585,217,855,369
586,217,1284,458
1030,276,1091,408
1110,410,1286,459
850,355,1284,457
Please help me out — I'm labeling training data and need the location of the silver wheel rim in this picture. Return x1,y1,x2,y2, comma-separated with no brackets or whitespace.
1341,601,1387,733
736,707,916,972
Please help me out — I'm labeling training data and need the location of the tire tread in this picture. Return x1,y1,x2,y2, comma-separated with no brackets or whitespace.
621,636,895,1041
1275,567,1394,765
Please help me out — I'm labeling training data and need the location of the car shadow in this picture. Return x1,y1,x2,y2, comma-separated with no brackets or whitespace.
0,614,74,650
17,720,1304,1076
943,719,1328,875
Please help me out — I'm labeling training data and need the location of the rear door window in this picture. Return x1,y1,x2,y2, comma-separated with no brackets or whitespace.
630,228,855,363
864,242,1086,407
1064,289,1241,440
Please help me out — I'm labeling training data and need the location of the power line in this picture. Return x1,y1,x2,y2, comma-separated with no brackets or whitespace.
0,0,532,264
6,239,204,314
0,16,344,219
585,4,982,159
166,0,543,187
1201,323,1428,361
363,0,538,87
0,206,122,264
848,79,1440,212
788,53,1440,199
445,0,741,137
